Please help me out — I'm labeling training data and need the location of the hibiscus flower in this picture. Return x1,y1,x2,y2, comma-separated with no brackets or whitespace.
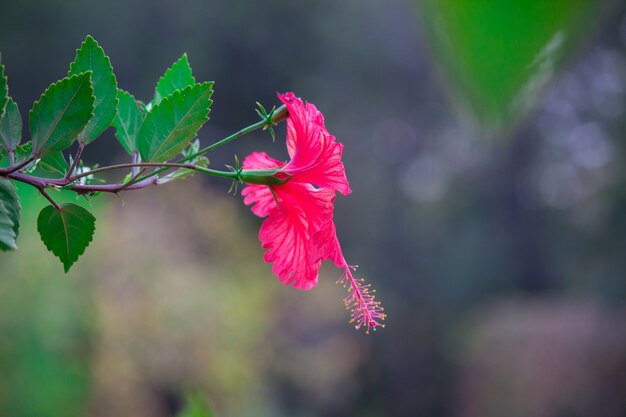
240,92,385,332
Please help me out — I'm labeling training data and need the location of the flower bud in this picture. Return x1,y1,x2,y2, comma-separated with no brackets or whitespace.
270,104,288,124
239,168,290,185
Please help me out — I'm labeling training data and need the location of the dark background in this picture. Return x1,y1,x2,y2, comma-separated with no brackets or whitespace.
1,1,626,416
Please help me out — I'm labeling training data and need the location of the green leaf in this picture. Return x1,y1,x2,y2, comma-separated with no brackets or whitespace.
0,200,17,251
37,203,96,273
30,72,95,157
139,82,213,162
136,99,149,116
0,66,7,117
0,142,32,168
112,89,143,155
176,393,215,417
39,152,70,176
68,35,118,143
14,142,33,166
416,1,600,128
0,178,20,250
0,98,22,152
153,54,196,106
0,64,8,122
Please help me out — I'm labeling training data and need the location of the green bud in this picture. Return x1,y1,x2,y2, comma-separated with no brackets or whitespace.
239,169,290,185
270,104,288,124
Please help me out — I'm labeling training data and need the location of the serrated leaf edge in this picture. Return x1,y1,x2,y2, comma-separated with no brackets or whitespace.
113,89,142,155
0,199,17,251
29,72,96,156
69,35,119,143
0,65,8,121
153,53,196,105
141,81,214,161
37,203,96,273
0,178,20,239
0,97,20,152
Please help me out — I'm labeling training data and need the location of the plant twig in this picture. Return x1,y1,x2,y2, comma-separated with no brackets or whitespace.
65,141,85,179
68,162,238,182
126,115,272,187
40,189,61,210
0,156,36,175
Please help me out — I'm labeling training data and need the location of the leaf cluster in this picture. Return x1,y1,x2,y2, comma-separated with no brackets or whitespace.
0,36,216,271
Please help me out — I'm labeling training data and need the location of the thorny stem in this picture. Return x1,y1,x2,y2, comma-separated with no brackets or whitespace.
67,162,237,182
0,156,36,175
117,166,145,193
9,171,59,188
2,162,237,196
70,176,159,194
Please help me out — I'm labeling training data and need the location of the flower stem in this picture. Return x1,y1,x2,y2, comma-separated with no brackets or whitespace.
67,162,237,182
126,108,283,187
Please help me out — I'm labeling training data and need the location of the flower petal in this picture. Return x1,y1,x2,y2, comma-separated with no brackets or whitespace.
278,92,351,195
242,185,276,218
241,152,285,217
259,182,336,290
291,131,351,195
279,92,315,159
279,93,323,167
242,151,284,170
309,219,343,268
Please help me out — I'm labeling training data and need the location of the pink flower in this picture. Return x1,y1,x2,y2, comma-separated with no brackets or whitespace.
241,92,385,332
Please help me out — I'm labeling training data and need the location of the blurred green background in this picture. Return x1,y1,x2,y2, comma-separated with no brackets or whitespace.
1,1,626,416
